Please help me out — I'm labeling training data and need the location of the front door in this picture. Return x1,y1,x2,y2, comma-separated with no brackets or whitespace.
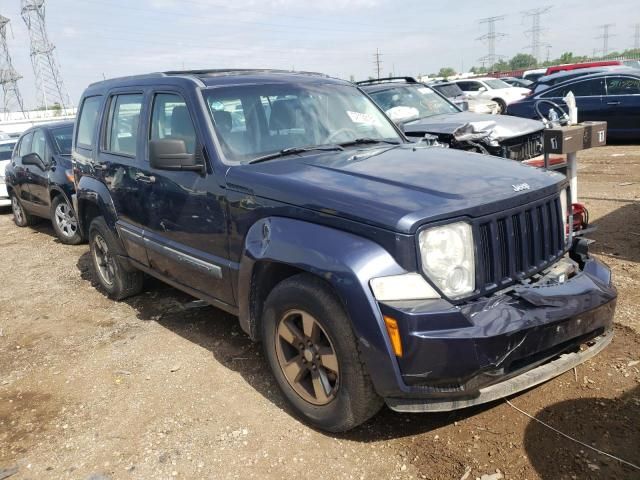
142,91,233,305
26,128,52,217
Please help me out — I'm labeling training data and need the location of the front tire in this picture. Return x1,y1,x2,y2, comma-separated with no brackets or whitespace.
51,195,83,245
89,217,143,300
262,273,383,432
10,193,35,227
493,98,507,114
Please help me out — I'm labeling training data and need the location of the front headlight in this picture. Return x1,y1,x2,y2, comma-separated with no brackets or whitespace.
419,222,475,299
560,187,571,244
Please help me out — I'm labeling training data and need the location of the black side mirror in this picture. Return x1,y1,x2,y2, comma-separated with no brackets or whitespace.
149,139,203,172
22,153,45,170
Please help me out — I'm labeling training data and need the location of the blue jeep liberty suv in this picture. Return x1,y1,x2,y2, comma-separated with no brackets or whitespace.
72,69,616,432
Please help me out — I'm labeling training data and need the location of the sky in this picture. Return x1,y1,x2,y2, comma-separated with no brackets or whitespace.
1,0,639,109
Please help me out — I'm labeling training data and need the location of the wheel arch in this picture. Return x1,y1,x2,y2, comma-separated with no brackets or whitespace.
75,176,119,239
237,216,407,397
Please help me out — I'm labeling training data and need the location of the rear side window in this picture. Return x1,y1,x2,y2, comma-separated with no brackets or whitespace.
150,93,197,154
606,77,640,95
76,96,102,148
106,94,143,156
19,132,34,157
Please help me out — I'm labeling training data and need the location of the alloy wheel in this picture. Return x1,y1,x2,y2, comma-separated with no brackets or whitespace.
92,233,116,286
275,309,340,405
11,196,24,224
54,202,78,238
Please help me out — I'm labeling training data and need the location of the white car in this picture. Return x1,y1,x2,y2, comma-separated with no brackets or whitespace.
0,138,17,207
451,78,530,114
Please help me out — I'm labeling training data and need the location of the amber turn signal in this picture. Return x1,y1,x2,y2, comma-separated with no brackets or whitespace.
383,316,403,358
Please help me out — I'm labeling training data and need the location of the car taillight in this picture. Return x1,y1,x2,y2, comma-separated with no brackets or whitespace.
572,203,589,232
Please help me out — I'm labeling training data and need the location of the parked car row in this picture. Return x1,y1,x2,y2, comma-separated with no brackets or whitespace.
2,69,617,433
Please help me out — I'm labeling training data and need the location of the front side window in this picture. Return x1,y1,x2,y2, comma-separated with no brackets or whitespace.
76,96,102,148
458,81,483,92
484,79,510,90
18,132,34,157
150,93,197,154
204,82,401,164
606,77,640,95
542,78,605,98
32,129,47,163
107,94,143,156
0,142,16,161
368,85,459,123
51,125,73,155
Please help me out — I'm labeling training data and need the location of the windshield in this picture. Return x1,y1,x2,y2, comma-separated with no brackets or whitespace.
203,82,401,164
367,85,459,123
484,79,511,89
0,142,16,161
51,125,73,155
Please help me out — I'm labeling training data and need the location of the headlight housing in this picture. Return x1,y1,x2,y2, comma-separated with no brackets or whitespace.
418,222,475,299
560,187,571,244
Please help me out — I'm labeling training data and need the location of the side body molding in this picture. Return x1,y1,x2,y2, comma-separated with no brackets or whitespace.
237,216,409,397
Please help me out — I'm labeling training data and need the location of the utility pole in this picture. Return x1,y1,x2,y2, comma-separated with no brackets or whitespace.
477,15,506,69
545,45,552,63
0,14,25,119
522,6,552,62
21,0,70,110
633,23,640,50
373,48,382,79
596,23,615,57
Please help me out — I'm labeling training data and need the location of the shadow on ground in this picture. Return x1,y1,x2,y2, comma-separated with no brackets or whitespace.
75,251,499,441
523,385,640,479
580,199,640,264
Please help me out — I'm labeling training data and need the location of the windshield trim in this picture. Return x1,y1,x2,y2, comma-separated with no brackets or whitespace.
201,82,407,167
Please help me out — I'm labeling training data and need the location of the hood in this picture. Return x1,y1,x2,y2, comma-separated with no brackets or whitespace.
403,112,544,140
225,145,565,234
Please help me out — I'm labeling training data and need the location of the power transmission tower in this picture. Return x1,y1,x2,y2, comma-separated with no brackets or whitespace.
21,0,70,110
477,15,506,69
545,45,552,63
373,48,382,79
522,6,552,62
595,23,615,57
0,14,25,119
633,23,640,49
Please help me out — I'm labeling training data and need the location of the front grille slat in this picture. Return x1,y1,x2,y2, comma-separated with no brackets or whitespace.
474,195,565,297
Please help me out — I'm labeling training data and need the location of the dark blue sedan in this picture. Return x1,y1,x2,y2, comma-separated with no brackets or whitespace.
507,71,640,139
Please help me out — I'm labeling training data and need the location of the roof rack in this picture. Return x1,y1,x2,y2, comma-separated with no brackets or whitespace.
163,68,327,78
356,76,418,86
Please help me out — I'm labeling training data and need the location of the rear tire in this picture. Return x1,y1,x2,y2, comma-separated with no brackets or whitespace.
262,273,383,432
51,195,83,245
10,193,35,227
89,216,143,300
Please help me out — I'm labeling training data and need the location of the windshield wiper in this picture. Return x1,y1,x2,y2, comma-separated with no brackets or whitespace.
248,145,344,164
338,138,402,147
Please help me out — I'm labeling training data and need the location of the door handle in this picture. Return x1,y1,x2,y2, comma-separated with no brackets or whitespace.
607,101,621,105
135,173,156,184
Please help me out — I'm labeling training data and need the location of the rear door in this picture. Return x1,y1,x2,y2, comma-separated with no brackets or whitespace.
604,75,640,137
142,90,233,305
26,128,52,216
97,90,151,266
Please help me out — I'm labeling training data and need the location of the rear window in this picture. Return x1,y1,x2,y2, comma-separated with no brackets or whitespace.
76,96,102,148
433,84,463,97
0,142,16,161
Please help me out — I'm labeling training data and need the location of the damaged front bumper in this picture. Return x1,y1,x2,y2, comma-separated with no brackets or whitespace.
379,256,616,413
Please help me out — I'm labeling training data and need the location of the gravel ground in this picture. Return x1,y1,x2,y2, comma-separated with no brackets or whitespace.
1,144,639,480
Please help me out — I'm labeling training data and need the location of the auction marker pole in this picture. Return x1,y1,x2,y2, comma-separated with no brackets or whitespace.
567,152,578,203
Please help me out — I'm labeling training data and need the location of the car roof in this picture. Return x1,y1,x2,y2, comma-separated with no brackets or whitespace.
536,69,640,94
357,77,426,93
0,138,17,145
83,69,348,95
537,66,634,84
17,121,75,137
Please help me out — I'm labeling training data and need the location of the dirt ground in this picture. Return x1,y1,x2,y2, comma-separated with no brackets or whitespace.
1,144,639,480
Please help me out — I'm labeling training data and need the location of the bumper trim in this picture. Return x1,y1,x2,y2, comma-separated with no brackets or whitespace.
385,329,613,413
